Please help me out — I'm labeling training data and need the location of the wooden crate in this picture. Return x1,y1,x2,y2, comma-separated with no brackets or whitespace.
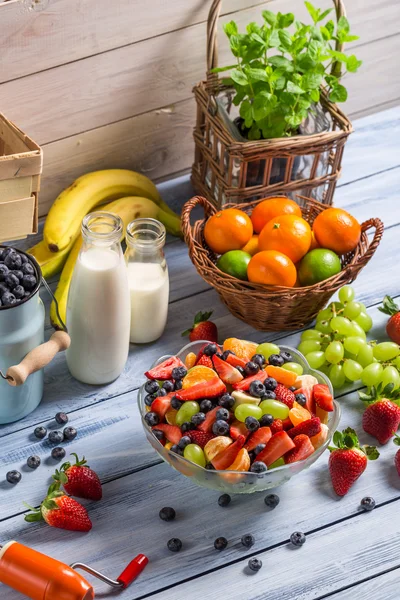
0,113,42,242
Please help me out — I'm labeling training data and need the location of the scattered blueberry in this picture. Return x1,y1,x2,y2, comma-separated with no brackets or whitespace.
153,429,165,443
254,443,266,455
244,361,259,377
222,350,234,360
48,430,64,444
55,412,69,425
34,426,47,439
178,436,191,450
13,285,25,299
241,534,255,548
63,426,77,441
249,380,266,398
27,455,41,469
251,354,266,367
2,292,17,306
218,494,231,507
280,351,292,363
144,393,156,406
145,380,159,395
170,444,183,455
212,420,230,436
171,396,183,410
360,496,376,511
159,507,176,521
22,275,37,290
6,470,21,484
214,537,228,551
295,393,307,407
248,558,262,572
172,366,187,380
268,354,284,367
245,416,260,432
259,414,274,427
264,377,278,391
203,343,219,357
155,387,167,397
290,531,306,547
167,538,182,552
51,447,67,460
264,493,280,509
216,408,230,421
162,380,175,392
21,262,34,275
250,461,267,473
174,379,183,390
144,412,160,427
200,399,213,413
191,412,206,426
218,394,235,410
236,366,245,376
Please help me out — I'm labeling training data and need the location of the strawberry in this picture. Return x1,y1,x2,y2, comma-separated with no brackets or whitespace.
152,423,182,445
379,296,400,344
359,385,400,444
270,419,283,434
328,427,379,496
288,417,322,440
212,354,243,384
230,420,249,440
244,427,272,451
151,392,174,419
225,353,248,369
198,406,220,433
211,435,245,470
257,431,296,467
25,484,92,532
145,356,185,380
284,434,315,464
281,417,294,431
175,377,226,401
182,310,218,343
296,386,315,414
393,434,400,475
187,430,215,448
232,370,267,391
196,355,214,368
53,454,102,501
274,384,296,409
313,384,334,412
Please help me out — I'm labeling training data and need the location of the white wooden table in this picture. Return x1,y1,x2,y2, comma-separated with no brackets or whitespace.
1,106,400,600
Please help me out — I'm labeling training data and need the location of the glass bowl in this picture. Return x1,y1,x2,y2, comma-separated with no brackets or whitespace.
138,341,341,493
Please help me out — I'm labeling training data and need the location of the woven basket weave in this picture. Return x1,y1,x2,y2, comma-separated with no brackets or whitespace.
192,0,353,209
182,195,384,331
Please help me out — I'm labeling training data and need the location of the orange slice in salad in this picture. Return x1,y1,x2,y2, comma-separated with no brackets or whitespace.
266,365,298,387
182,365,217,389
223,338,258,361
289,401,311,426
184,352,197,369
165,409,178,425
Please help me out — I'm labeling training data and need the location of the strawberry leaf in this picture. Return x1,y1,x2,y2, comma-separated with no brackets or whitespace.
378,295,399,317
393,434,400,447
24,512,43,522
363,445,380,460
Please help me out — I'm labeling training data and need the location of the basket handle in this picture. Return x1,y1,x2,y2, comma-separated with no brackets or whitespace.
181,196,217,254
206,0,346,80
358,217,384,264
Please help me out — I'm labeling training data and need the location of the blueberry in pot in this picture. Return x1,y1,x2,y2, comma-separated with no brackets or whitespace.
2,292,17,306
12,270,24,281
153,429,165,443
21,262,35,276
5,273,19,289
0,264,9,281
22,275,37,290
222,350,234,360
13,285,25,299
144,393,156,406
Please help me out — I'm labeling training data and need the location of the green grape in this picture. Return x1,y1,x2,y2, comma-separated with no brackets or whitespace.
298,340,321,355
325,341,344,364
394,356,400,370
183,444,206,467
348,321,367,340
259,399,289,420
343,349,357,360
282,362,303,376
176,401,200,426
381,366,400,390
355,311,373,332
330,316,353,336
359,303,367,312
343,359,363,382
235,403,263,422
356,344,374,367
361,363,383,387
329,364,346,389
316,307,333,322
305,351,326,369
315,320,332,334
301,329,324,341
343,301,362,320
339,285,355,303
256,342,281,361
269,457,285,469
318,364,330,377
343,336,366,355
373,342,400,362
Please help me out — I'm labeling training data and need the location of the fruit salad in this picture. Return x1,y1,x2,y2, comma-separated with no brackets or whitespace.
141,338,336,475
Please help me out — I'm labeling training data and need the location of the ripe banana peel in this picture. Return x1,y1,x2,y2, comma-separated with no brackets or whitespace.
44,169,178,253
27,239,72,280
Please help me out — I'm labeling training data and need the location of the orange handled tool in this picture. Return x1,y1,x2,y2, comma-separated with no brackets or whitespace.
0,541,148,600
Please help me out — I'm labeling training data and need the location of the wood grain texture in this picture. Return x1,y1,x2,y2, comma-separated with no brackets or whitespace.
324,569,400,600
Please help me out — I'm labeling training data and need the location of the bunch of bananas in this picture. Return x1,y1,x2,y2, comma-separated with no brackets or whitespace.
27,169,182,328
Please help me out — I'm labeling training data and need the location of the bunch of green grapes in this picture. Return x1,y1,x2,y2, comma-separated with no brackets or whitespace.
298,286,400,390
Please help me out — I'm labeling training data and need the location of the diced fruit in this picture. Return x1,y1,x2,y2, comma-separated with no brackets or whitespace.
198,406,220,433
235,403,263,423
313,384,334,412
175,401,200,426
151,393,174,419
184,352,197,369
225,353,248,368
270,419,283,434
165,442,173,450
310,423,329,449
257,431,296,467
288,417,322,439
315,405,329,425
165,408,178,425
295,386,315,414
182,365,217,389
145,356,185,380
211,435,245,470
289,401,311,426
232,390,261,409
259,399,290,420
183,444,206,467
212,354,243,384
196,355,214,368
230,420,249,440
274,384,296,409
152,424,181,445
244,427,272,451
265,365,298,387
204,436,233,462
176,377,226,401
281,417,294,431
284,434,315,463
256,342,281,361
232,370,267,391
223,338,258,361
227,448,250,472
268,457,285,469
295,374,319,391
187,430,215,449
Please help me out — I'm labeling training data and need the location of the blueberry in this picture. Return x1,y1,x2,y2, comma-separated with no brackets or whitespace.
12,270,24,281
2,248,16,260
167,538,182,552
48,430,64,444
13,285,25,299
222,350,234,360
200,399,213,413
51,447,66,460
21,262,35,275
22,275,37,290
290,531,306,547
214,537,228,550
55,412,69,425
170,444,183,455
360,496,376,511
289,386,296,392
174,379,183,390
180,422,194,433
216,408,230,421
250,461,267,473
171,396,183,410
218,394,235,410
1,292,17,306
268,354,284,367
215,352,224,359
205,462,215,470
212,420,230,436
162,380,175,392
218,493,231,507
34,426,47,439
4,252,22,270
254,444,266,455
264,493,280,509
249,380,266,398
159,507,176,521
244,361,259,377
153,429,165,443
264,377,278,391
259,414,274,427
241,534,255,548
6,470,21,484
203,343,219,357
144,412,159,427
20,254,29,264
172,366,187,380
27,455,41,469
155,387,167,397
145,393,156,406
191,412,206,426
280,351,292,363
5,273,19,289
0,282,8,295
236,366,245,376
262,390,276,400
295,393,307,407
251,354,266,367
0,263,9,281
178,436,191,450
245,416,260,432
145,380,159,395
63,426,77,441
248,558,262,572
248,451,256,463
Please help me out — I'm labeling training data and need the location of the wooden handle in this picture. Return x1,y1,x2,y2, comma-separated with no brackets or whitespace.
358,217,384,264
6,331,71,387
181,195,217,254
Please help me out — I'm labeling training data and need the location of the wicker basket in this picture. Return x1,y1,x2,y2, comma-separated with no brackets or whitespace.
182,195,383,331
192,0,353,209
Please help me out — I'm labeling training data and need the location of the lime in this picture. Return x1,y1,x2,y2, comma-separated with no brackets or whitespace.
298,249,341,286
216,250,251,280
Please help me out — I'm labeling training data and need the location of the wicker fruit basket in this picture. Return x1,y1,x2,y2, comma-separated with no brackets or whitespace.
182,195,383,331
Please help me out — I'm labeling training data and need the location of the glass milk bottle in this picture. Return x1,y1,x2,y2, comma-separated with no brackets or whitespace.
66,212,130,384
125,218,169,343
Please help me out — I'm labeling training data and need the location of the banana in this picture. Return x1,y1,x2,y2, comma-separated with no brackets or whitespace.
50,196,180,329
44,169,178,253
27,239,72,280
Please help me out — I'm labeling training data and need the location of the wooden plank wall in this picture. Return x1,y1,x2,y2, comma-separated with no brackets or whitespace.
0,0,399,216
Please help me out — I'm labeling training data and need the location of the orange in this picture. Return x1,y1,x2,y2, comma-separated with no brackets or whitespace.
223,338,258,361
258,215,312,263
289,401,311,426
309,231,320,251
182,365,216,389
251,197,302,233
241,234,259,256
266,365,298,387
247,250,297,287
184,352,197,369
313,208,361,255
204,208,253,254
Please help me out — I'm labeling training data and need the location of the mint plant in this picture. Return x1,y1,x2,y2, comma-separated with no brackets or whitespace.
212,1,361,140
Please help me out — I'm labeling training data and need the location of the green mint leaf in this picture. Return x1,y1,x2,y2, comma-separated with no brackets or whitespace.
251,33,266,46
224,21,238,38
318,8,332,22
278,12,295,29
268,29,281,48
342,34,359,43
262,10,276,27
246,22,260,35
320,26,332,41
325,20,335,37
329,84,348,103
278,29,292,50
239,99,253,128
253,91,274,120
245,67,269,82
304,1,319,24
285,114,303,129
346,55,362,73
248,123,262,140
286,81,305,95
328,49,349,63
308,40,322,61
232,90,246,106
310,25,323,41
310,88,320,103
231,69,248,87
337,15,350,35
302,72,323,90
210,64,237,74
268,56,294,72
